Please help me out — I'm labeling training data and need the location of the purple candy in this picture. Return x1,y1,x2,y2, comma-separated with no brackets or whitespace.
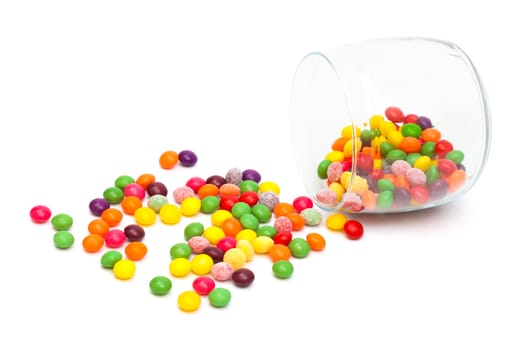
394,187,411,207
207,175,227,188
178,150,198,167
429,179,449,199
242,169,261,183
416,116,433,130
89,198,110,216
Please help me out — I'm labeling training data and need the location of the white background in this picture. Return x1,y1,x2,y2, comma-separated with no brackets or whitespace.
1,1,523,349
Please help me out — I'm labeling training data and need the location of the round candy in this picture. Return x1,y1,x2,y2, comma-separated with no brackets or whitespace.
100,250,123,269
178,150,198,167
134,207,156,226
192,276,215,295
211,261,234,281
203,246,224,263
185,177,206,193
268,244,292,262
225,167,243,185
273,231,292,246
159,203,182,225
300,208,322,226
180,197,201,217
125,241,148,261
252,236,274,254
216,237,237,253
53,231,74,249
292,196,314,213
272,260,294,279
344,219,364,240
30,205,52,223
222,248,247,270
251,204,272,223
202,226,225,245
120,196,142,215
231,202,252,219
170,257,192,277
259,181,280,195
173,186,195,204
242,169,261,183
103,187,124,204
170,242,192,259
288,237,311,258
88,219,110,236
136,173,156,189
258,191,279,211
306,233,326,251
208,287,231,308
113,259,136,280
200,195,220,214
123,183,146,200
239,191,259,207
101,207,123,227
82,234,104,253
51,213,73,231
206,175,227,188
232,268,255,288
89,198,110,216
147,181,168,197
104,229,127,248
188,236,210,254
159,150,179,169
124,224,145,242
238,180,259,193
191,253,214,275
149,276,172,296
147,194,169,212
184,222,205,241
178,291,201,312
325,212,347,231
114,175,135,189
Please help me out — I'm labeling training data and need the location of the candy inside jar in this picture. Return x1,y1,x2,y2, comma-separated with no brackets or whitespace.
290,37,491,214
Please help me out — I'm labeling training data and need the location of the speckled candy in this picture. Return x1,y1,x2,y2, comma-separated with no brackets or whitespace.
188,236,210,254
211,262,234,281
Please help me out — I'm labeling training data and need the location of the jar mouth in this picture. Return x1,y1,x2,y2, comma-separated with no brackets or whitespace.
290,37,492,214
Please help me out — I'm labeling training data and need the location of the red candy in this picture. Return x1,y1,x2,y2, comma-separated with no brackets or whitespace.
30,205,52,223
343,219,364,240
292,196,314,213
385,106,405,123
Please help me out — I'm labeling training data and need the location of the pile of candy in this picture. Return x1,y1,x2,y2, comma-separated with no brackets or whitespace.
30,149,365,312
315,106,467,212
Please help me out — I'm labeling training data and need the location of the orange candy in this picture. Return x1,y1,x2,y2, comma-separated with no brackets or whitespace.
159,150,179,169
286,212,305,231
361,189,377,210
87,218,110,236
125,242,148,261
421,128,442,142
273,202,296,217
136,173,156,190
398,136,421,153
331,136,350,152
120,196,143,215
219,183,241,197
393,175,410,190
82,234,104,253
101,207,123,227
268,244,292,262
447,169,466,192
197,183,220,198
306,233,326,251
222,217,243,237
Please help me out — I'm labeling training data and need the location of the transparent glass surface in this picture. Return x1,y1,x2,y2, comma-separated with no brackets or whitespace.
290,37,491,213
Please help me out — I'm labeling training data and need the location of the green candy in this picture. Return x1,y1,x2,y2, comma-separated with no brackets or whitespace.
53,230,74,249
100,250,123,268
148,194,169,212
288,238,311,258
51,213,73,231
425,165,440,184
239,213,260,231
385,149,407,163
446,149,464,164
256,225,277,238
377,190,394,210
103,186,124,204
401,123,422,138
149,276,172,296
300,208,322,226
376,178,395,192
114,175,135,189
406,153,421,166
200,195,220,214
420,142,436,157
208,287,231,308
170,243,192,259
380,142,395,158
360,129,375,143
239,180,259,193
251,204,272,223
231,202,252,219
317,159,332,179
184,222,204,241
272,260,294,279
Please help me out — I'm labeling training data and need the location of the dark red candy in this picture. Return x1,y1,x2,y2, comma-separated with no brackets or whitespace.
147,181,168,196
124,224,145,242
232,268,255,288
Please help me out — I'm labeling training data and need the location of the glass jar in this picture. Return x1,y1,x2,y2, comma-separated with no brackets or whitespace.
290,37,491,213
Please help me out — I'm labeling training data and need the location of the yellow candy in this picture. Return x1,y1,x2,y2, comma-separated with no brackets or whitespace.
223,248,247,270
328,182,345,202
373,158,382,170
252,236,275,254
325,150,345,162
235,228,257,242
326,212,348,231
343,138,362,158
340,171,352,190
369,115,384,129
159,203,181,225
180,197,201,217
259,181,280,195
134,207,156,226
413,155,432,171
371,135,387,150
236,239,254,261
379,120,397,137
348,174,368,195
387,130,404,148
341,125,361,139
178,291,201,312
113,259,136,280
169,257,192,277
203,226,225,245
210,209,233,227
191,254,214,275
